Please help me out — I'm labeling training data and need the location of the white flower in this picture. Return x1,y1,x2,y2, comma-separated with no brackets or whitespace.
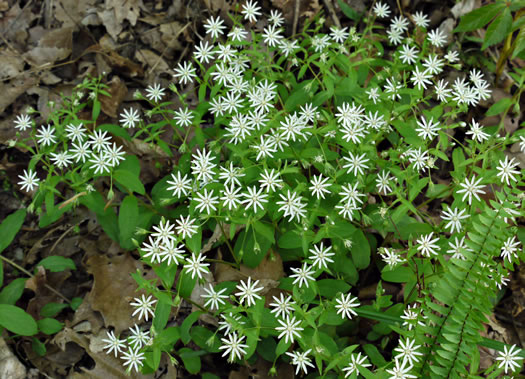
88,130,112,152
242,185,268,212
36,124,57,146
65,123,86,142
218,312,245,335
290,263,315,288
49,151,72,169
457,175,485,205
201,284,229,310
342,352,372,377
411,66,433,90
501,236,521,263
447,236,471,260
336,200,358,221
141,236,163,264
339,182,366,207
121,347,145,373
373,2,390,18
384,77,402,99
120,108,141,128
173,61,197,85
309,174,332,199
235,277,263,307
276,190,307,222
385,357,417,379
441,207,470,234
194,40,215,64
128,324,150,349
130,294,157,322
102,330,126,357
309,242,335,269
466,119,489,143
262,24,283,47
341,122,366,144
434,79,452,102
219,332,248,362
275,315,303,344
269,293,295,319
330,26,349,43
423,54,444,75
228,26,248,42
204,16,226,39
89,152,112,175
376,171,394,194
241,0,261,23
67,142,89,165
221,185,242,210
496,156,520,186
416,116,439,141
184,253,210,280
394,338,423,366
407,148,429,172
269,10,284,26
401,304,426,330
342,152,369,176
173,107,194,127
444,50,459,63
17,169,40,192
366,87,380,104
380,248,405,268
413,11,429,28
335,293,360,319
286,349,315,375
495,344,522,374
218,163,244,188
387,27,404,45
151,219,176,245
416,232,440,257
104,143,126,167
160,240,185,266
391,16,409,32
399,44,419,65
145,83,165,102
14,114,32,131
427,28,447,47
194,188,219,214
167,172,192,198
175,215,199,239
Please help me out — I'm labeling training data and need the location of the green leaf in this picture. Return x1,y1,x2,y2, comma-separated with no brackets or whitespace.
512,27,525,58
278,230,302,249
337,0,360,21
119,195,139,249
180,311,203,344
454,3,504,32
0,260,3,288
0,304,38,336
351,230,370,269
32,338,46,356
0,209,26,254
253,221,275,244
98,123,132,141
114,169,145,195
40,302,68,318
156,327,180,350
92,100,101,120
0,278,26,305
275,338,291,357
381,265,413,283
482,8,513,50
486,97,512,117
178,347,202,374
153,296,171,331
37,318,63,335
190,326,221,353
37,256,76,272
317,279,351,298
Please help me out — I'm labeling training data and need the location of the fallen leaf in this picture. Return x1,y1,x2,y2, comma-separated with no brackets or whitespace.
135,49,170,74
24,27,74,67
0,337,26,379
100,76,128,118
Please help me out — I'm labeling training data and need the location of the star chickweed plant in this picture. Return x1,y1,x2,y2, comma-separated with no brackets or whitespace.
9,1,525,377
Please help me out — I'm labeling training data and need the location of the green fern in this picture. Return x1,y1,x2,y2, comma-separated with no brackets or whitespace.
414,187,521,378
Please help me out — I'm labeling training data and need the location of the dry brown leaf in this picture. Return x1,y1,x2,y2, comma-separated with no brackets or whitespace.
52,0,98,29
85,252,149,334
0,48,25,79
135,49,170,74
100,76,128,118
97,0,144,40
0,76,39,122
0,3,35,45
85,44,144,78
24,27,73,67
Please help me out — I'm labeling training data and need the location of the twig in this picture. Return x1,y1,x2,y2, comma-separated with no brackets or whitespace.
322,0,341,29
49,223,79,255
292,0,300,37
0,255,71,304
